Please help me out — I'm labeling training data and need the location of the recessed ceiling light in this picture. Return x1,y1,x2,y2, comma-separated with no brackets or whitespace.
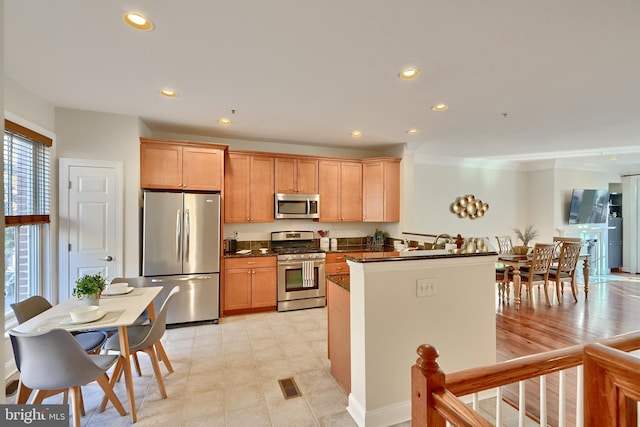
218,118,233,125
398,68,419,80
123,12,154,31
160,89,178,98
431,103,448,111
406,129,420,135
350,130,362,137
609,156,618,161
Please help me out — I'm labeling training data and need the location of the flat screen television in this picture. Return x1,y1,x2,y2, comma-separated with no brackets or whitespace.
568,189,610,224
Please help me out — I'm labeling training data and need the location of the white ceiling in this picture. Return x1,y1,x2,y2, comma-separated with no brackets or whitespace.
5,1,640,173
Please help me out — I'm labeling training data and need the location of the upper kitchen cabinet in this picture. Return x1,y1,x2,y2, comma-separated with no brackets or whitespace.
225,152,274,223
140,138,225,191
275,156,319,194
362,158,400,222
319,159,362,222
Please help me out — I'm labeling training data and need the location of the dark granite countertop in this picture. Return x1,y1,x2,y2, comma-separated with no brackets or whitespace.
345,250,497,263
224,251,276,258
325,245,394,254
326,273,350,291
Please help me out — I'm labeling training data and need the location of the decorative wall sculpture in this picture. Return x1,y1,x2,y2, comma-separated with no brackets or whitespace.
451,194,489,220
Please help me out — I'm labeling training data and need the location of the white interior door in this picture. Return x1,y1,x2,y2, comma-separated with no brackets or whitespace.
59,158,123,300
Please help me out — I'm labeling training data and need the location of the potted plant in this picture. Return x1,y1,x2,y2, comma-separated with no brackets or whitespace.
73,272,106,305
511,224,539,255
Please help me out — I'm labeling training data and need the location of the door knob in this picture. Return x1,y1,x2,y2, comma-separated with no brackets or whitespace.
103,256,113,262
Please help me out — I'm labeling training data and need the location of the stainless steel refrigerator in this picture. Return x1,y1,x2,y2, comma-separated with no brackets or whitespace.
142,191,220,324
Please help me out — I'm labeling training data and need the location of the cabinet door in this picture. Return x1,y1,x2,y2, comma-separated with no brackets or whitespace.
297,158,319,194
249,156,275,222
183,146,223,190
225,153,250,223
251,267,277,307
275,157,297,193
383,160,401,222
319,160,341,222
224,268,252,310
340,161,363,222
362,161,384,222
140,143,182,189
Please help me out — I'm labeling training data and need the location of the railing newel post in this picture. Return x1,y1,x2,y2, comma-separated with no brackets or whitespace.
412,344,447,427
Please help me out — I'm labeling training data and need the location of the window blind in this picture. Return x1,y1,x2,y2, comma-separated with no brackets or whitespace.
3,120,51,226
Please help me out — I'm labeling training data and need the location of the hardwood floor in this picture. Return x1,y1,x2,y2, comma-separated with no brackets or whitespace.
495,273,640,426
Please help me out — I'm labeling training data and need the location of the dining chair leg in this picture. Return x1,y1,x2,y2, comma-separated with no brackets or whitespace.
155,341,174,373
570,277,578,302
100,357,123,412
15,379,32,404
69,386,82,427
132,352,142,376
144,346,168,399
96,373,127,416
542,279,552,306
79,387,85,416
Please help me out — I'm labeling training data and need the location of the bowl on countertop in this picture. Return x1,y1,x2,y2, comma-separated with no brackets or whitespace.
69,305,100,323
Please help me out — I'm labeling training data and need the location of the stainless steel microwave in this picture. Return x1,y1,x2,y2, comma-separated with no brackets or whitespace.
275,193,320,219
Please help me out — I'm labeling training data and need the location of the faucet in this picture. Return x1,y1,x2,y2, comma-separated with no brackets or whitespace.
434,233,452,248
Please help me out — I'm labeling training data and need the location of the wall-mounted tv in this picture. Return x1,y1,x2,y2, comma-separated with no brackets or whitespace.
568,189,610,224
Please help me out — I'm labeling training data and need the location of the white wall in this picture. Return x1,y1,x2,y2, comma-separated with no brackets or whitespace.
408,160,527,246
55,108,141,277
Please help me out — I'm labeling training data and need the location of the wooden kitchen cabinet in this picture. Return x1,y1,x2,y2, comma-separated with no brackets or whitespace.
327,278,351,393
319,160,362,222
326,252,361,274
362,158,400,222
140,138,225,190
224,152,274,223
275,156,318,194
224,256,277,314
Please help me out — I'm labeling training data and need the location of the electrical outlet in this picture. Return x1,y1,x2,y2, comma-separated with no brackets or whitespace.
416,278,437,297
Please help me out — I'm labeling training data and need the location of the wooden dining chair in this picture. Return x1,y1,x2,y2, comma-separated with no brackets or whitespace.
549,241,583,302
495,236,514,299
512,243,555,306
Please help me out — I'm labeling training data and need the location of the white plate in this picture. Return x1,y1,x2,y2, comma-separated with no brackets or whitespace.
60,310,107,325
102,286,134,296
236,249,251,255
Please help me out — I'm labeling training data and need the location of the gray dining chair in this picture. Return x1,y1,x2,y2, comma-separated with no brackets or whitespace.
9,328,127,427
10,296,108,406
100,286,180,409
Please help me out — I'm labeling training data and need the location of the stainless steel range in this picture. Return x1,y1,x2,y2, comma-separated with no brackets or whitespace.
271,231,326,312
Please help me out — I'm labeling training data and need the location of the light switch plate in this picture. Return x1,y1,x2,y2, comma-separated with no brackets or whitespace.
417,278,437,297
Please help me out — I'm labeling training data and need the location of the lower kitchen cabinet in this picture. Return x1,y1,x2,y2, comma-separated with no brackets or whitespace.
327,278,351,393
325,252,361,275
224,256,277,314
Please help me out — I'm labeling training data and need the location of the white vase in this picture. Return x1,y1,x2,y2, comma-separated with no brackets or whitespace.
80,294,100,306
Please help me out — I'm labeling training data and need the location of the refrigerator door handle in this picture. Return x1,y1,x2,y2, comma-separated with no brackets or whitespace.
176,209,182,263
151,275,213,283
185,209,190,262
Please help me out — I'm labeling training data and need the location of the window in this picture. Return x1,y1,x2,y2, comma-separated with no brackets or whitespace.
3,120,52,315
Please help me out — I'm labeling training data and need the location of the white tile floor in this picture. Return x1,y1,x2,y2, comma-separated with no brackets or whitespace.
10,307,366,426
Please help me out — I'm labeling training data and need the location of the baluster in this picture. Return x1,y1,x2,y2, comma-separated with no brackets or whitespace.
518,380,525,427
558,370,566,427
495,386,502,427
576,365,584,427
472,392,479,410
539,375,547,426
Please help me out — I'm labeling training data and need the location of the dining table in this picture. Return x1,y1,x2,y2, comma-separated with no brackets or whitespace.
13,286,162,423
498,253,590,305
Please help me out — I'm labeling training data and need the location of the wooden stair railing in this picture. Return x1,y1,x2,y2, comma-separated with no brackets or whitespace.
412,331,640,426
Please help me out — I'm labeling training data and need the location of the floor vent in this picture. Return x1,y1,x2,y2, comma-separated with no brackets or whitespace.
5,379,19,396
278,377,302,399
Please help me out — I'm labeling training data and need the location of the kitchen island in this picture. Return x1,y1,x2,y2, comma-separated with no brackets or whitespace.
343,249,497,427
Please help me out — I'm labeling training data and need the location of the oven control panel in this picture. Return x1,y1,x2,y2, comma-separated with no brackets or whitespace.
277,252,326,262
